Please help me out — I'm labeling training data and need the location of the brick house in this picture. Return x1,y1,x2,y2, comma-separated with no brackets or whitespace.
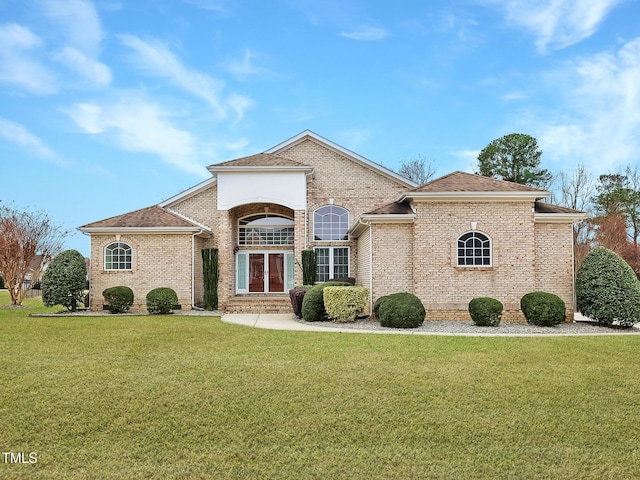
79,130,585,321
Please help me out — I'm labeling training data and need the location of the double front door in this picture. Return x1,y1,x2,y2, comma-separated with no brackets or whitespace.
236,251,294,294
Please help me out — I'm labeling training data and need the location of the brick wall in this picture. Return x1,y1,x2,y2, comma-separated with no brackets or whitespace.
371,223,414,299
89,233,194,311
534,222,575,321
411,201,537,320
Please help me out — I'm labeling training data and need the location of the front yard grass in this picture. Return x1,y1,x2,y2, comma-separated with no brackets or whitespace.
2,292,640,479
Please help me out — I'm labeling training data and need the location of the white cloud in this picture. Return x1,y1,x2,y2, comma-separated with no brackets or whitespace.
118,34,253,120
0,23,56,93
489,0,621,52
39,0,104,55
65,95,209,176
38,0,111,87
539,37,640,172
0,117,66,165
54,46,112,87
341,25,389,41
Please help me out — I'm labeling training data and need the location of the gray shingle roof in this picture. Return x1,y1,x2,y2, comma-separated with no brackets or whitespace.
79,206,199,229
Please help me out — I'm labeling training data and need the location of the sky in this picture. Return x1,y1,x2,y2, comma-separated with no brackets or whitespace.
1,0,639,257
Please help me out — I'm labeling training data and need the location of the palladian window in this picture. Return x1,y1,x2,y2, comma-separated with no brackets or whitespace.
105,242,132,270
457,232,491,266
238,215,294,246
313,205,349,241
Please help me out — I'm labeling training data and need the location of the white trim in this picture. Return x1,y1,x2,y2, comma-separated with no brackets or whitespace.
79,227,205,235
235,250,293,294
265,130,418,187
165,208,213,232
534,213,588,224
313,204,350,242
348,214,415,237
399,191,545,203
104,241,132,271
313,246,350,282
159,177,217,208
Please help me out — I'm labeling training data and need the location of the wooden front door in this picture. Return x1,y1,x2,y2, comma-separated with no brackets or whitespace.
248,253,285,293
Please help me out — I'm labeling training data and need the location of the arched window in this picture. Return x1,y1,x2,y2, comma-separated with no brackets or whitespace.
313,205,349,241
238,214,294,246
105,242,132,270
457,232,491,266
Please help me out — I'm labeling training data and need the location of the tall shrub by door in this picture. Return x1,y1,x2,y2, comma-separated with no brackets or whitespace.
301,250,317,286
202,248,219,311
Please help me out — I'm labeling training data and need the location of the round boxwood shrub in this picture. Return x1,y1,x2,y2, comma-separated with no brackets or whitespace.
377,292,426,328
103,286,134,314
576,246,640,328
468,297,503,327
301,281,350,322
520,292,566,327
146,287,178,314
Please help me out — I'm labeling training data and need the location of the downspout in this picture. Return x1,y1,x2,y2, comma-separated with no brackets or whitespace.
358,218,373,311
82,231,91,309
192,229,204,310
571,225,576,319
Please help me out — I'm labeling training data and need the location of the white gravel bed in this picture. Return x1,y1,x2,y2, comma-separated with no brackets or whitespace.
296,317,640,335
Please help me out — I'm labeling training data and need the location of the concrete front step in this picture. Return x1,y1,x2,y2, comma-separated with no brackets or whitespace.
225,295,292,314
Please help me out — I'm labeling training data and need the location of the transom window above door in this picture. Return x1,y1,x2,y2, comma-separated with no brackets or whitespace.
314,205,349,241
238,215,294,246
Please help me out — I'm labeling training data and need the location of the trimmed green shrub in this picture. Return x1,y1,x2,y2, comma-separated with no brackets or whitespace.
468,297,503,327
301,281,350,322
0,274,4,289
202,248,219,311
301,250,317,287
289,288,308,318
376,292,426,328
520,292,566,327
576,246,640,328
323,286,369,323
41,249,87,311
103,286,134,314
146,287,178,314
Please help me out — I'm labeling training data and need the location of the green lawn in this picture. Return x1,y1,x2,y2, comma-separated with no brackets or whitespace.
2,292,640,479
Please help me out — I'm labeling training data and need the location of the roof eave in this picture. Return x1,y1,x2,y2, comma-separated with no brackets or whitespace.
77,226,210,235
348,214,416,237
399,191,548,203
534,213,589,224
207,165,314,174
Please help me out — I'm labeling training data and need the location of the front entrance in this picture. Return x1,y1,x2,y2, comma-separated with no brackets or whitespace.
249,253,284,292
236,251,294,294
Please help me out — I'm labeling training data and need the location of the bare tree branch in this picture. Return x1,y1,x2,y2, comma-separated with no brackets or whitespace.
0,206,69,305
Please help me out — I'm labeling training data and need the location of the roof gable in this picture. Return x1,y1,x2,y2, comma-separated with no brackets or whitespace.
265,130,418,187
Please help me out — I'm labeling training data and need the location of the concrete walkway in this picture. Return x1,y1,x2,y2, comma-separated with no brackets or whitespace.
221,313,346,332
